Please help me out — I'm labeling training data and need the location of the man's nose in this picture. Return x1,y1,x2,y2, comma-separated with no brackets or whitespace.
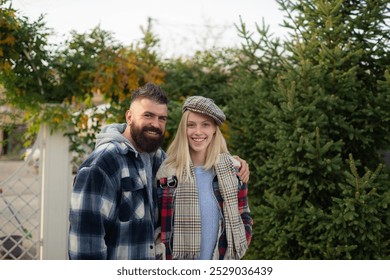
150,117,159,127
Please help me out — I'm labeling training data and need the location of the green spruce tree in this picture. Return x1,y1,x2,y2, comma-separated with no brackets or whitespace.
229,0,390,259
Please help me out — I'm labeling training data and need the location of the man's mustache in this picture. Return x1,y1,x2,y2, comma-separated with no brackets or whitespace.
143,126,163,135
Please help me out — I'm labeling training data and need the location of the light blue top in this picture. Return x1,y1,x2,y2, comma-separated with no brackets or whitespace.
194,166,221,260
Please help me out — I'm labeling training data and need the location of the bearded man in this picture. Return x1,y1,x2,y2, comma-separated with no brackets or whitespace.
68,83,249,260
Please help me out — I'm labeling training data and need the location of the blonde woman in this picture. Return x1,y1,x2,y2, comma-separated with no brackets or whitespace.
156,96,252,260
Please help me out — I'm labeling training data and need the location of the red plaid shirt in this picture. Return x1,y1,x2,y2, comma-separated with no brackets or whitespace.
157,175,253,260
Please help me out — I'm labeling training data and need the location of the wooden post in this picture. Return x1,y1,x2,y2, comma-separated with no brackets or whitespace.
39,124,72,259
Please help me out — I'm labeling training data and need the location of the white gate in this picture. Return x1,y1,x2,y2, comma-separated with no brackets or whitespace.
0,124,73,260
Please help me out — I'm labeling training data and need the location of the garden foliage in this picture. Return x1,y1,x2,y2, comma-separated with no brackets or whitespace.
1,0,390,259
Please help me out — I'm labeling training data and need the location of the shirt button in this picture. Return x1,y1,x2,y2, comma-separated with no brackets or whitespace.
150,245,154,250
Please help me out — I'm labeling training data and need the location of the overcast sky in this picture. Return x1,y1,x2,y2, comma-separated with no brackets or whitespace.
11,0,287,57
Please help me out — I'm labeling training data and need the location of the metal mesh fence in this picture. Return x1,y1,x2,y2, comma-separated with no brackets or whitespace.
0,135,41,260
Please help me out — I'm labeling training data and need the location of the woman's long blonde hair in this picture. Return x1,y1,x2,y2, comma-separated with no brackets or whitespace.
164,110,229,182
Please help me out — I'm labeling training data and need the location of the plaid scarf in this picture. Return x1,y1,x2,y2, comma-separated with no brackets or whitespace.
173,153,248,259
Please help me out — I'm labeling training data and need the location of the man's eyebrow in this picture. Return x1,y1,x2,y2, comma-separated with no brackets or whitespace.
144,111,167,118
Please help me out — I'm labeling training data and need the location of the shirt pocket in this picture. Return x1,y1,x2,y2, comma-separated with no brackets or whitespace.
119,177,146,222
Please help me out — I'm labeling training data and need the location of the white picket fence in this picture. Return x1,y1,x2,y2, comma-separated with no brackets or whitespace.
0,124,73,260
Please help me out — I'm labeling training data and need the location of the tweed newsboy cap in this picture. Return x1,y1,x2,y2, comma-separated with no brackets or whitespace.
182,96,226,126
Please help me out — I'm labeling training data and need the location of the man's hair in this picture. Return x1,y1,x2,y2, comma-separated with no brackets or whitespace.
131,83,169,105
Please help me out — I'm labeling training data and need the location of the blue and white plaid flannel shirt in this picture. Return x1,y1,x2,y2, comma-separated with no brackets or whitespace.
68,124,165,259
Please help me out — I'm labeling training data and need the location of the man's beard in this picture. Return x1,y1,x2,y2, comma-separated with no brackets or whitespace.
130,122,164,153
